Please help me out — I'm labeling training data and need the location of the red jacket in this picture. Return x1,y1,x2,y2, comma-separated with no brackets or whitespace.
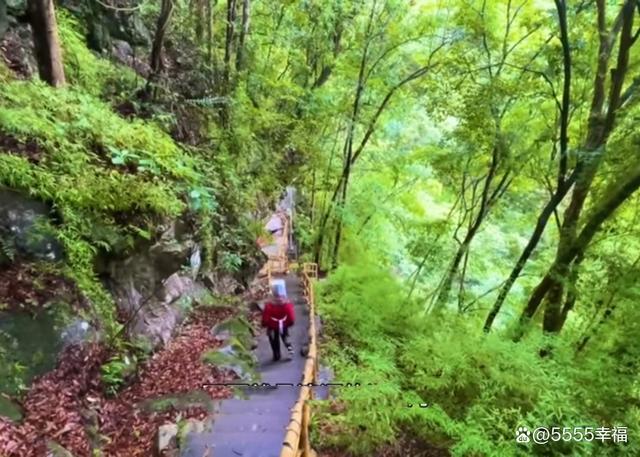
262,300,295,331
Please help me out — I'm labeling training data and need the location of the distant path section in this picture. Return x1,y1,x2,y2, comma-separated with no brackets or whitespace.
181,274,309,457
182,197,310,457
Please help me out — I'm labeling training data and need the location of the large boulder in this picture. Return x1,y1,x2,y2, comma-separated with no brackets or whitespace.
60,0,151,51
154,423,178,457
0,19,37,77
105,218,204,348
0,188,63,263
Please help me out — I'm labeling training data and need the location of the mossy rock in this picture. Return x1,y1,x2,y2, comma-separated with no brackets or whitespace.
211,315,254,347
202,341,259,383
177,417,211,447
46,440,75,457
0,395,22,422
140,390,214,414
192,289,220,308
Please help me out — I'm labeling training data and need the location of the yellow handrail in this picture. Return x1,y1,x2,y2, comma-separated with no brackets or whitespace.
280,262,319,457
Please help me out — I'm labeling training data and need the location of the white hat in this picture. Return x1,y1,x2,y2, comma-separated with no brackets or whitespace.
271,279,287,298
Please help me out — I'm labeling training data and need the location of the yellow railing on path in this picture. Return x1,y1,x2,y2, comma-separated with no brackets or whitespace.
280,262,319,457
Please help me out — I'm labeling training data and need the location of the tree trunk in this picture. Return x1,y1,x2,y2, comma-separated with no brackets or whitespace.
494,0,635,333
327,1,374,269
331,166,350,269
484,178,574,331
235,0,250,71
313,174,345,265
224,0,237,83
1,0,8,39
558,253,584,327
194,0,206,41
435,240,469,310
206,0,215,66
310,168,316,224
436,146,507,309
28,0,66,87
523,162,640,332
147,0,174,98
536,0,635,330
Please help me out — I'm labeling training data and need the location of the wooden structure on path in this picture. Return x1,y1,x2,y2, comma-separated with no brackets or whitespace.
280,262,319,457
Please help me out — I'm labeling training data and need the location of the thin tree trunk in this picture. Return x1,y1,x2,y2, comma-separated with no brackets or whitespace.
484,0,572,332
539,0,635,331
328,0,375,269
435,147,506,309
457,248,471,311
28,0,66,87
484,177,574,331
313,174,344,265
1,0,8,38
486,0,635,332
224,0,237,84
310,168,316,225
206,0,215,66
194,0,206,41
147,0,174,98
523,162,640,332
235,0,250,71
558,253,584,326
435,240,468,310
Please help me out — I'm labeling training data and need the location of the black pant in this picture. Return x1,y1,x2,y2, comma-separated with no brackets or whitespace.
267,327,290,360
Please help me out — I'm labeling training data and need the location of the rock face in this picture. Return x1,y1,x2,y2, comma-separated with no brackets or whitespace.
60,319,97,349
155,423,178,457
58,0,151,49
105,218,204,349
0,188,63,263
1,5,37,78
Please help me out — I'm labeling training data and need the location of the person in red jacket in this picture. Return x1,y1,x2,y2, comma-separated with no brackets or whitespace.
262,280,295,361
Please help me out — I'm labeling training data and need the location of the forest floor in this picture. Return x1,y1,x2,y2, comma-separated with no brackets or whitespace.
0,303,262,457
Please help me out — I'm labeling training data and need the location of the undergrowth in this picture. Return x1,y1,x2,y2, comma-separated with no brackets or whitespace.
0,24,217,339
57,10,138,99
313,258,640,456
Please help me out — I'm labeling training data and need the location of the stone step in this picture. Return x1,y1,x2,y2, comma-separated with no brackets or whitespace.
210,412,289,433
216,398,296,415
181,431,284,457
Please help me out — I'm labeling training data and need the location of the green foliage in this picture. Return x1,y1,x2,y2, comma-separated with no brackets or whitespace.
0,79,202,336
57,10,138,98
315,259,640,456
100,353,137,396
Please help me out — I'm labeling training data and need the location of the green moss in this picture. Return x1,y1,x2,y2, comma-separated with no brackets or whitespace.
211,316,254,347
0,78,212,338
140,390,214,414
202,340,259,382
57,10,137,97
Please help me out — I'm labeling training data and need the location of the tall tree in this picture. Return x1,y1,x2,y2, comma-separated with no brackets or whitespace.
484,0,638,332
430,0,546,310
27,0,66,87
313,0,449,267
522,0,636,334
